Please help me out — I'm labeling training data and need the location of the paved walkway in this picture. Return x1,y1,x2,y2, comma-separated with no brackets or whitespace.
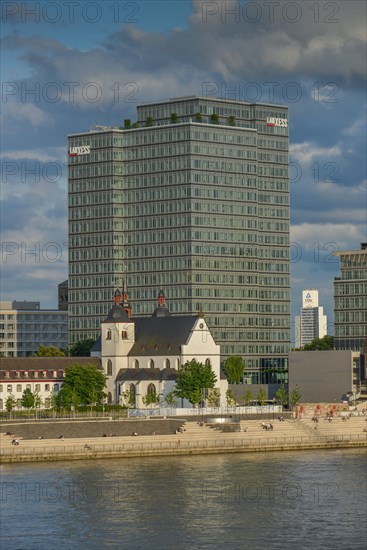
1,416,366,463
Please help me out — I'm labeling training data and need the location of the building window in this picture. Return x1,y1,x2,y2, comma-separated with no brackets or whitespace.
42,371,47,378
34,371,39,378
24,371,29,378
106,329,112,340
45,384,50,391
205,358,211,367
45,398,50,408
148,359,154,369
16,384,22,393
107,360,113,376
54,384,59,392
0,399,3,410
175,358,180,370
26,384,31,390
147,383,156,397
121,330,127,338
35,384,40,392
133,359,139,368
0,385,3,392
16,371,20,378
7,385,12,393
164,359,170,369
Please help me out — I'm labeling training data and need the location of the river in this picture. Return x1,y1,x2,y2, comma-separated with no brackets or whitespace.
1,449,366,549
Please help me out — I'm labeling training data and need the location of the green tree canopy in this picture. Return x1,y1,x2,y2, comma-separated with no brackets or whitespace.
56,363,106,409
163,390,178,408
69,339,96,357
6,395,17,413
21,388,35,409
226,388,237,407
289,385,302,407
34,345,66,357
243,387,254,406
174,359,217,407
302,335,334,351
274,385,288,407
223,356,244,384
257,387,267,406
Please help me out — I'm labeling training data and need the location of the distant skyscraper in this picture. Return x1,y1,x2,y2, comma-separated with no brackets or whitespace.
68,96,290,380
334,243,367,351
295,290,327,348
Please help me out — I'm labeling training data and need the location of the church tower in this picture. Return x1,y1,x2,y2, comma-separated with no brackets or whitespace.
101,289,135,403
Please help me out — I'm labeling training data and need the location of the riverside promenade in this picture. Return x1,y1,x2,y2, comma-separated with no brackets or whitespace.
1,415,367,463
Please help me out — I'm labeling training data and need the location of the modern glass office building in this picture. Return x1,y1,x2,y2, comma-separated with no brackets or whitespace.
334,243,367,351
295,289,327,348
68,96,290,380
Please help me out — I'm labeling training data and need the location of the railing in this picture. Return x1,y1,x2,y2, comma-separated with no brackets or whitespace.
2,434,366,457
128,405,283,417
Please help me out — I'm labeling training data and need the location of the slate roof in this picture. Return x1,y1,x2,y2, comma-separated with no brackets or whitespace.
102,304,132,323
130,316,197,356
0,357,102,380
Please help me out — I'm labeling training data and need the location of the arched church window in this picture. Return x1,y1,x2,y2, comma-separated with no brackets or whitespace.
147,383,156,397
164,358,170,369
107,360,113,376
106,329,111,340
148,359,155,369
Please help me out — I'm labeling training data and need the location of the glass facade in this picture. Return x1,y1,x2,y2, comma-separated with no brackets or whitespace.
334,244,367,351
68,96,290,373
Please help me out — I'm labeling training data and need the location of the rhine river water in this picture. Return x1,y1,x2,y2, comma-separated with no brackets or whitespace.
1,449,366,550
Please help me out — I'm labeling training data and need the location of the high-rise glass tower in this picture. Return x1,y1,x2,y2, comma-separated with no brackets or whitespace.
334,243,367,351
295,289,327,348
68,96,290,380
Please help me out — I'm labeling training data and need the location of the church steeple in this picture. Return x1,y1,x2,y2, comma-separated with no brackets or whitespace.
152,286,171,317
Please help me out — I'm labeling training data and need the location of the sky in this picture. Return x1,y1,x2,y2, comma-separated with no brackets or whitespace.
1,0,366,344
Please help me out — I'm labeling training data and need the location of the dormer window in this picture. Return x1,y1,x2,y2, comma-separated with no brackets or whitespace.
5,371,9,379
16,371,20,378
154,344,158,351
106,329,112,340
42,371,47,379
121,330,127,339
34,371,39,379
53,371,57,378
24,371,29,378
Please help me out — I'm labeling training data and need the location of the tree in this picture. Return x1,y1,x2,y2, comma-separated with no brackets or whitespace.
207,388,220,407
226,388,237,407
163,390,178,408
57,363,106,409
5,395,17,413
274,385,288,407
142,391,161,408
170,112,178,123
194,112,202,122
69,338,96,357
243,387,253,406
289,385,301,408
124,118,131,129
21,388,35,409
301,335,334,351
228,115,236,126
223,356,244,384
145,116,153,127
121,387,136,408
174,359,217,407
34,345,66,357
257,387,267,406
210,113,219,124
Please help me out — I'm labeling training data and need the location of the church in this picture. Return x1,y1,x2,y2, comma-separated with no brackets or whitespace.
91,287,228,408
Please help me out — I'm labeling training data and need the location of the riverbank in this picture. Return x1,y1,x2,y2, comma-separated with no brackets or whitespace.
1,416,366,463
